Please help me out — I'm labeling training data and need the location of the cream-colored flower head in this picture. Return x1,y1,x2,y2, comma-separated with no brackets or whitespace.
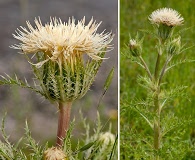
11,17,113,67
149,8,184,27
11,17,113,102
44,147,67,160
99,132,115,146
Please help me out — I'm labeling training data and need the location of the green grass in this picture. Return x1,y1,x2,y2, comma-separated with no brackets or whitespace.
120,0,195,159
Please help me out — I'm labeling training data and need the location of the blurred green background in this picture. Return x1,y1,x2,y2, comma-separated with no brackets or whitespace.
120,0,195,158
0,0,118,148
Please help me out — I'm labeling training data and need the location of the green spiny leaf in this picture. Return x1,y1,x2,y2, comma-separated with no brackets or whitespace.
104,67,114,91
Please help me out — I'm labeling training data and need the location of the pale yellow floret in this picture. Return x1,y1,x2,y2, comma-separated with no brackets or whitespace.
149,8,184,26
11,17,113,67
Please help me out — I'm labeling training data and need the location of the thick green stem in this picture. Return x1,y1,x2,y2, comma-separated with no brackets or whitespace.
56,101,72,147
153,56,172,157
153,88,161,160
154,120,160,149
154,90,161,146
153,45,162,159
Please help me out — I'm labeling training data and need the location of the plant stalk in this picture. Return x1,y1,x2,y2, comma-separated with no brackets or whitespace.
153,87,161,160
56,101,72,147
154,91,161,146
153,45,162,159
139,56,153,80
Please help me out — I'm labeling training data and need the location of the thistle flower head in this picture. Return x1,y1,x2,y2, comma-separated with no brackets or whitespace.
11,17,114,102
97,132,116,159
167,37,181,55
11,17,113,67
84,131,116,159
149,8,184,27
44,147,67,160
99,132,115,146
149,8,184,41
129,38,142,57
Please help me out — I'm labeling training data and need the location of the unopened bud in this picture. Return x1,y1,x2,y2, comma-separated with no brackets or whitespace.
167,37,181,55
129,39,142,57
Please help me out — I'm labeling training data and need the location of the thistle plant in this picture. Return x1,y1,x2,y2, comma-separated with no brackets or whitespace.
10,17,113,147
0,16,116,159
123,8,194,159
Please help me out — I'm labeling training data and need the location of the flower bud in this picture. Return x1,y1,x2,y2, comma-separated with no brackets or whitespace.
44,147,67,160
129,39,142,57
99,132,115,147
167,37,181,55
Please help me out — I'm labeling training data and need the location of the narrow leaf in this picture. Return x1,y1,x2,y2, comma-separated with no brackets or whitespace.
104,67,114,90
77,141,96,152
